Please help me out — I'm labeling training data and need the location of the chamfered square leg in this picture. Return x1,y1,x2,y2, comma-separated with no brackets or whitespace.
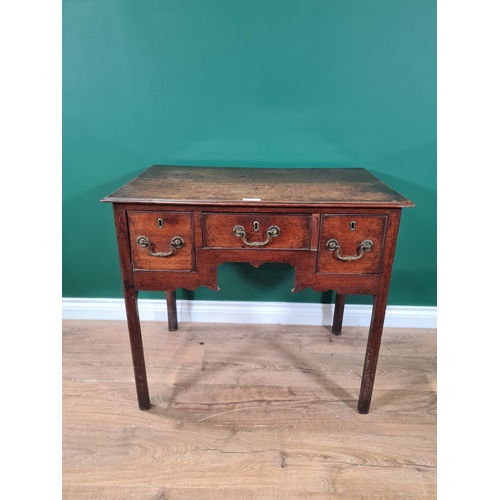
123,288,151,410
166,291,178,331
332,293,346,336
357,291,389,414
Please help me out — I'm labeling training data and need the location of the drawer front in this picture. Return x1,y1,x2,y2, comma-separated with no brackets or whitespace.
128,211,194,270
204,213,311,249
317,215,387,274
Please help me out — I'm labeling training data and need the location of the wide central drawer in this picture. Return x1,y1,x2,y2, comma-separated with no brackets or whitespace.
203,213,311,249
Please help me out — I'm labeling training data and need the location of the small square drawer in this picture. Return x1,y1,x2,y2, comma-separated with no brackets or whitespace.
203,213,311,249
128,211,194,270
317,215,387,274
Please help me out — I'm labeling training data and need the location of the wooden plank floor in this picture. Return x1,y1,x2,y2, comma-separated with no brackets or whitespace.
62,320,436,499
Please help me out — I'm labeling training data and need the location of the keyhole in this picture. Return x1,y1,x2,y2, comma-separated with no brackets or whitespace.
157,218,164,229
350,221,356,231
253,221,259,232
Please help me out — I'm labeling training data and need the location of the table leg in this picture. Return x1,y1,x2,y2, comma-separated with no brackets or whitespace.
124,288,151,410
332,293,346,336
357,290,389,414
166,291,178,331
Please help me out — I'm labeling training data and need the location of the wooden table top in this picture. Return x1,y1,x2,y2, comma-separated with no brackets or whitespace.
102,165,413,208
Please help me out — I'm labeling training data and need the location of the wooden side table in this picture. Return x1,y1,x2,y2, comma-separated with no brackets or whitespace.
102,166,413,413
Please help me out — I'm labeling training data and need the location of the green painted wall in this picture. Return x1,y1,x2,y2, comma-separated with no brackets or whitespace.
63,0,436,306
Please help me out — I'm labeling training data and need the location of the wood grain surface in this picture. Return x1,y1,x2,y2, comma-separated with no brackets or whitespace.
203,213,311,249
317,214,387,274
101,166,414,207
128,211,194,271
63,320,436,499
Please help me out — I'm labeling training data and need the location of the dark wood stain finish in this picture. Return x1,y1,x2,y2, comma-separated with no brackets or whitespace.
112,204,150,410
165,291,178,332
317,214,387,274
203,213,311,249
103,166,414,207
102,165,413,414
332,293,346,336
128,211,194,271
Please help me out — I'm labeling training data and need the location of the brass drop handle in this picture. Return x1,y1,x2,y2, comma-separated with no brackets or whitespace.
233,224,280,247
136,235,184,257
326,239,373,261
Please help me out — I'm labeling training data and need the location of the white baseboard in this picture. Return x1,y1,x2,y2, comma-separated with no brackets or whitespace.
62,298,436,329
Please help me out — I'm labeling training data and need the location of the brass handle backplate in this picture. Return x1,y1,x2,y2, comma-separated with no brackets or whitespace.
233,224,280,247
136,235,184,257
326,239,373,261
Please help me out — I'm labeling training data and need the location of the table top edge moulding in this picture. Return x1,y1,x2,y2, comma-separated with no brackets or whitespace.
102,165,414,414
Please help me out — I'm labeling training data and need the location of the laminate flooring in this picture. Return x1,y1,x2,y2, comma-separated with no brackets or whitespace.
62,320,436,499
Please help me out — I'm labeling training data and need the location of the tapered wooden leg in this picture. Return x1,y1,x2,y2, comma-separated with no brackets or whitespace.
123,288,150,410
166,291,178,331
357,291,389,414
332,293,346,336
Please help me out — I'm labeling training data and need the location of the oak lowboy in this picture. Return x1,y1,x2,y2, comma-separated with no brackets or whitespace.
102,166,413,414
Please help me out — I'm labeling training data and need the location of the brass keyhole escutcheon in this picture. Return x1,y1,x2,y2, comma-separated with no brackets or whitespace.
157,218,164,229
253,221,259,232
350,221,356,231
